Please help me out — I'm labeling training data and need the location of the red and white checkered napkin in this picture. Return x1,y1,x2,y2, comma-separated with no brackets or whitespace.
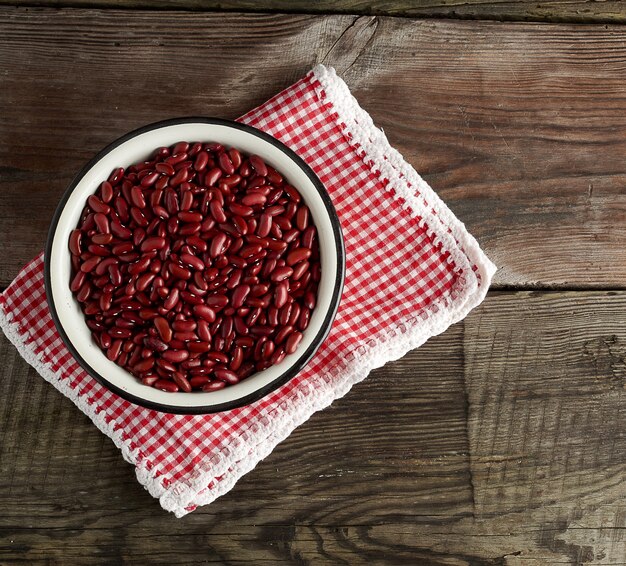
0,65,495,517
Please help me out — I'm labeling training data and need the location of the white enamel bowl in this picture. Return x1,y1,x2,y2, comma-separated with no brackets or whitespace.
45,118,345,414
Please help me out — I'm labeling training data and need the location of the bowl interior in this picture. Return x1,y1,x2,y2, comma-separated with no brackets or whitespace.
47,120,344,412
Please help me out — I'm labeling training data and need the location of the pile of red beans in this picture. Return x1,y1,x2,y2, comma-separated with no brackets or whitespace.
68,141,320,393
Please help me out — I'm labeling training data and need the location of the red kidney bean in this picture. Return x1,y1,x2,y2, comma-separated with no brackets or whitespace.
284,331,303,354
218,152,235,175
153,316,172,343
286,247,312,266
188,375,208,388
110,221,131,240
193,304,216,322
270,266,293,282
154,379,178,392
129,207,148,227
69,229,82,255
193,150,209,172
241,193,266,207
171,371,191,392
99,180,114,203
230,284,250,309
204,167,222,187
156,162,175,175
210,231,228,258
180,253,204,271
130,186,146,209
94,213,110,234
202,381,226,392
140,236,166,252
274,325,293,345
249,155,268,177
304,289,317,310
214,369,239,385
228,147,242,169
274,281,289,308
88,195,110,214
169,263,192,280
255,213,272,238
162,349,189,363
70,270,86,292
295,206,310,230
92,233,113,246
80,256,102,273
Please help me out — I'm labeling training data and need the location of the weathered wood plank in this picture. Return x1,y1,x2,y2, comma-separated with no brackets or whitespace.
0,0,625,24
463,290,626,563
0,10,625,289
0,325,474,564
3,292,626,563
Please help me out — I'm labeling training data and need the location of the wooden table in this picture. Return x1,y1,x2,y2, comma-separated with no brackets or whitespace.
1,2,625,563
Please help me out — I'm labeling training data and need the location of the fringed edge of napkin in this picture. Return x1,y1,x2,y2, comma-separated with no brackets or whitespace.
0,65,496,517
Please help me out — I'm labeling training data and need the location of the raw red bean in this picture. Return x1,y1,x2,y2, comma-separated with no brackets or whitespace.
297,307,311,331
242,193,266,207
214,369,239,385
271,266,293,282
92,233,113,245
130,207,148,227
203,381,226,392
275,325,294,345
249,155,268,177
231,284,250,308
141,236,166,252
274,281,289,308
194,304,216,322
172,371,192,392
218,152,235,175
256,213,272,238
210,231,228,258
285,331,303,354
205,294,229,308
88,195,110,214
304,289,317,310
286,248,312,266
169,263,192,280
180,253,204,271
162,349,189,363
205,167,222,186
292,261,309,281
156,162,175,175
94,213,110,234
111,220,132,239
80,256,102,273
141,375,159,386
154,316,172,343
229,203,253,217
172,319,196,332
302,226,316,249
155,379,179,392
189,375,209,388
69,230,82,255
295,206,310,230
100,181,114,203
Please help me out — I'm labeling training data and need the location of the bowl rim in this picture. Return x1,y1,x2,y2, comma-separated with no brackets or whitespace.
44,116,345,414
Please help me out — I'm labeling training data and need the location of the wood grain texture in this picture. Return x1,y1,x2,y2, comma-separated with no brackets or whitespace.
3,292,626,563
1,9,626,288
1,0,625,24
0,325,477,564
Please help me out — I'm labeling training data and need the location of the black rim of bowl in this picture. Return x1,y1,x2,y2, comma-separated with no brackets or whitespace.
44,117,345,414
